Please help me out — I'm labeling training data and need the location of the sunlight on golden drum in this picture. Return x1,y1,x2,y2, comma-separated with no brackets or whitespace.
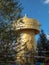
12,15,40,63
13,15,40,34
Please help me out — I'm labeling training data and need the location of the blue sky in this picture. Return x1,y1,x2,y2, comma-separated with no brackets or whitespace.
20,0,49,35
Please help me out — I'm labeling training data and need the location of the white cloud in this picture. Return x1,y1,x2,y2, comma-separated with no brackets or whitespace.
46,34,49,39
44,0,49,4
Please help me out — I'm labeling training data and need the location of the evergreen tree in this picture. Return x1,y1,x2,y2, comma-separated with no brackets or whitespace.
37,30,47,50
0,0,23,62
0,0,22,21
46,39,49,56
37,30,48,62
37,30,48,56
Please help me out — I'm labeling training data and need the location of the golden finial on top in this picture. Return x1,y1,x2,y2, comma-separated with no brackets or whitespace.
24,14,28,18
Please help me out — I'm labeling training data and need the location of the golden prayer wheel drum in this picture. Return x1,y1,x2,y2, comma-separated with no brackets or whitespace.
12,15,40,64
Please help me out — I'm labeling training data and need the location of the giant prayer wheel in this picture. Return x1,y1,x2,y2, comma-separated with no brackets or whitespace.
12,15,40,64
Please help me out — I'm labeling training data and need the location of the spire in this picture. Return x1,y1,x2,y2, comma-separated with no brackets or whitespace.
24,14,27,17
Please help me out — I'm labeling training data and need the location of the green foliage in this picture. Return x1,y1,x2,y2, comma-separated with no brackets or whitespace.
0,22,17,61
37,30,47,50
0,0,22,21
37,30,49,59
0,0,23,62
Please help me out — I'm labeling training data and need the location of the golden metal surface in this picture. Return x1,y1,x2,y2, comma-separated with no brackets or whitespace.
12,15,40,34
12,15,40,64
